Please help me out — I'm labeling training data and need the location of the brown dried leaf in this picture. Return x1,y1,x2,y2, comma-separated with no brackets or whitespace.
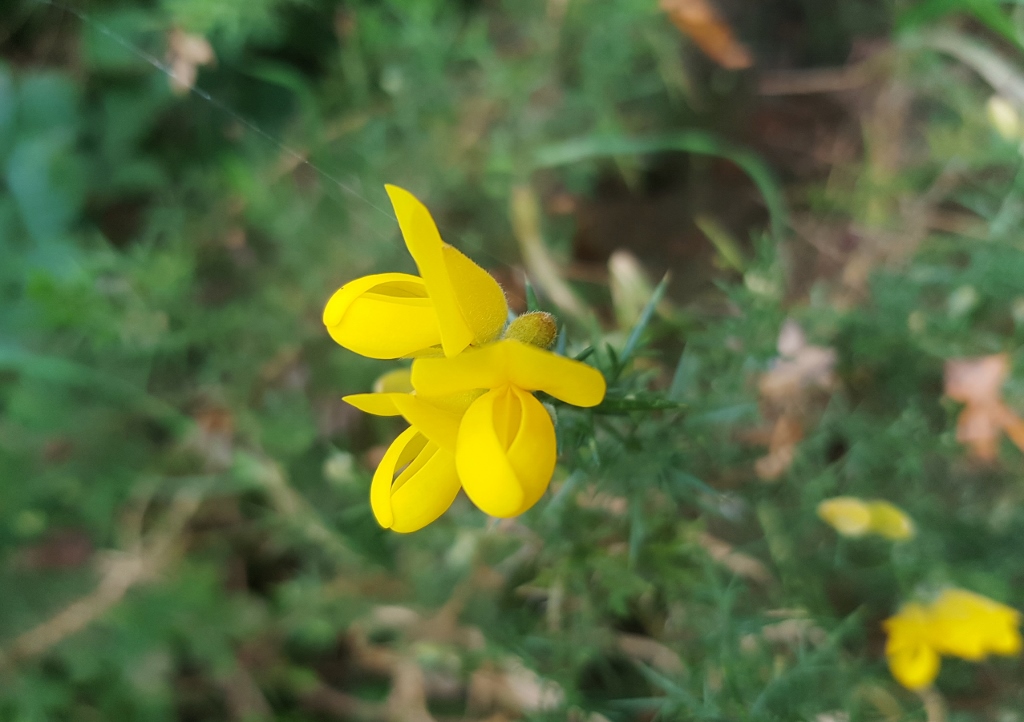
617,633,685,674
468,659,563,716
659,0,752,69
945,354,1009,404
696,532,775,586
945,354,1024,460
754,416,803,481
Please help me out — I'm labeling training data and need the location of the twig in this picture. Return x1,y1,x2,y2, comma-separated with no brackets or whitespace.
918,687,947,722
0,492,201,668
510,184,591,322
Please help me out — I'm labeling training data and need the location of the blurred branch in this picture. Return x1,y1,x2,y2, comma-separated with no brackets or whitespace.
918,30,1024,106
0,491,201,668
918,687,947,722
533,133,787,241
509,184,592,322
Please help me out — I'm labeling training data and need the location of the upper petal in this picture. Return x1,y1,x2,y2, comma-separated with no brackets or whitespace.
442,244,509,345
385,185,508,356
324,272,442,359
455,387,556,518
412,340,606,407
386,185,473,357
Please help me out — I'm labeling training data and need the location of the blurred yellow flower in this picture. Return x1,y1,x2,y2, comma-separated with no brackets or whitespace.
884,602,941,691
323,185,508,359
817,497,914,540
884,589,1022,690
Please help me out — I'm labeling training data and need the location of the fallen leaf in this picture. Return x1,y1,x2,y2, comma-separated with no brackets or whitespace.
467,658,563,716
659,0,752,69
696,532,775,586
617,633,685,674
945,354,1024,460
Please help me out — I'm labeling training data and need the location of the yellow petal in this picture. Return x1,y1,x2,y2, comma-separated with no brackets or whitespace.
884,602,941,690
343,393,402,416
385,185,508,356
817,497,872,537
370,427,424,529
323,273,442,359
391,393,463,453
389,443,461,533
345,391,470,453
867,500,915,540
374,368,413,393
411,339,606,408
887,641,941,690
929,588,1022,660
385,185,473,357
369,428,461,533
442,244,509,345
455,387,556,518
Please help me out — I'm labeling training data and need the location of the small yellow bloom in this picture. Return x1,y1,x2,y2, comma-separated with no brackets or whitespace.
929,588,1022,660
865,500,915,540
817,497,914,540
883,589,1022,690
884,602,941,690
817,497,872,537
323,185,508,359
410,339,606,519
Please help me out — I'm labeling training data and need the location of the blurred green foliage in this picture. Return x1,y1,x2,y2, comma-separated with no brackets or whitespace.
4,0,1024,720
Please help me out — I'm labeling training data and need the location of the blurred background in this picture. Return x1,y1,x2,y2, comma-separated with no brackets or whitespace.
4,0,1024,720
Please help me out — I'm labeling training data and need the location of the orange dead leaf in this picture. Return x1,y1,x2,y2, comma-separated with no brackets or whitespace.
945,354,1024,460
659,0,752,70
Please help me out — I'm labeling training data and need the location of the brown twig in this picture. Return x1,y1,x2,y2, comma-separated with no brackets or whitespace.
0,492,201,668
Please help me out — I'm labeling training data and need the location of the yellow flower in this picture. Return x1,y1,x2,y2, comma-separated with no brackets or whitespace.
929,588,1022,660
817,497,914,540
323,185,508,359
346,340,605,530
345,372,477,533
883,589,1022,690
410,339,606,519
884,602,941,690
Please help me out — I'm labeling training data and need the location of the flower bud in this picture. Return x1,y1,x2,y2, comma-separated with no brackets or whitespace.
503,312,557,349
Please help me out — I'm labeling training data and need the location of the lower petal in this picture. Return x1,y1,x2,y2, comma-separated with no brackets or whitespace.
506,387,556,515
370,427,423,529
888,643,940,690
390,446,462,533
456,389,525,518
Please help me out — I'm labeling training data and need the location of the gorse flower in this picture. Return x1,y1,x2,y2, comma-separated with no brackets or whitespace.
325,186,606,532
323,185,509,359
817,496,914,540
884,588,1022,690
